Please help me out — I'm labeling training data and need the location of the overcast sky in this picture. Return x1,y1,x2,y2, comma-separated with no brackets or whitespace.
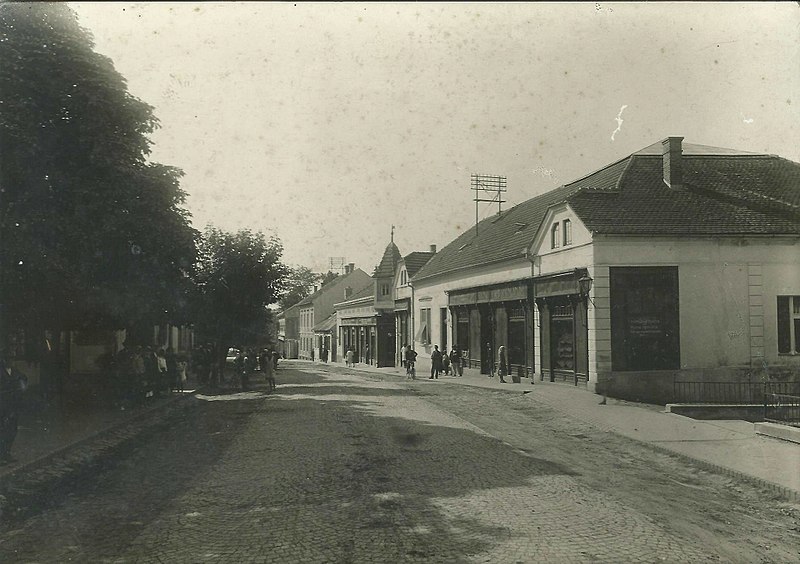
70,2,799,274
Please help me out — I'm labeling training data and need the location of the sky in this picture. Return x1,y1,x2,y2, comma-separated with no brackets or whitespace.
70,2,800,274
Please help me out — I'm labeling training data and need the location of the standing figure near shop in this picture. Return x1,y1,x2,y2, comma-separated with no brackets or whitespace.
449,347,463,377
430,345,443,379
400,344,408,370
497,344,508,383
0,352,27,464
485,342,495,378
441,347,451,375
345,347,354,368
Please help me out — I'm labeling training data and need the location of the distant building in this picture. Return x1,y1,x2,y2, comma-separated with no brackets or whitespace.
296,265,372,361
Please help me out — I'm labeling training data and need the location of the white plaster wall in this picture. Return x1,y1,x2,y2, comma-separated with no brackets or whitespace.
593,236,800,371
410,258,532,361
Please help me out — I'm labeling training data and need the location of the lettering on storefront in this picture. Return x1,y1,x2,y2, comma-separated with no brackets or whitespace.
628,317,661,336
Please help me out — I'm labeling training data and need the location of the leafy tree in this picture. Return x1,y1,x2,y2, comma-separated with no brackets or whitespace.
0,3,197,343
192,227,288,374
278,266,321,310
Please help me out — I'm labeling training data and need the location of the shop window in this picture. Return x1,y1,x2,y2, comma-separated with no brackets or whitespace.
777,296,800,354
507,306,527,367
610,266,680,371
456,311,470,354
563,219,572,246
551,223,560,249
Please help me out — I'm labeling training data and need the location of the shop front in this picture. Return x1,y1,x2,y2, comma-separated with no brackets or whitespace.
448,280,534,377
535,269,590,385
339,317,376,365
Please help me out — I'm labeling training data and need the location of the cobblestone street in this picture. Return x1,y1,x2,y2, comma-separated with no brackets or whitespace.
0,362,798,563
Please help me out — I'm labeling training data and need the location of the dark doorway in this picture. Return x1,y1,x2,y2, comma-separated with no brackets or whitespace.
480,306,494,374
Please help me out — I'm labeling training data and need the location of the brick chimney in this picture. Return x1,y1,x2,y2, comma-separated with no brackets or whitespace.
429,244,437,253
344,263,354,274
662,137,684,190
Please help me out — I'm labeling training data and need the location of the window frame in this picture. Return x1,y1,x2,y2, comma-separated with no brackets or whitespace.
551,222,560,249
563,218,572,246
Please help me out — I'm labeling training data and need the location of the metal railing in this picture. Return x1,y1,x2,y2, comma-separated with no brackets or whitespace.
672,380,800,405
764,393,800,427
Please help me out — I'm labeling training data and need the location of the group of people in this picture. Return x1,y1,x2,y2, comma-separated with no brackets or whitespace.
232,348,278,392
114,344,189,405
427,345,464,379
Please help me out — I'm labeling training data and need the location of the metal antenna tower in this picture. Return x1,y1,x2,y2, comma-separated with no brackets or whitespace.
328,257,346,275
471,174,507,235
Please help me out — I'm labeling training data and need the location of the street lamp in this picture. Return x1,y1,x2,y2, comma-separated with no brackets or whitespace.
577,271,593,297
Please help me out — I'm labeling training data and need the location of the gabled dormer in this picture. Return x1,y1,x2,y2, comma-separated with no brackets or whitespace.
529,202,592,258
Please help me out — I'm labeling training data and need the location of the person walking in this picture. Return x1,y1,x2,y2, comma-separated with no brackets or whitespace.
176,355,188,392
406,347,418,379
449,347,463,377
485,342,495,378
0,352,27,464
263,349,276,392
497,345,508,383
430,345,442,379
441,347,451,375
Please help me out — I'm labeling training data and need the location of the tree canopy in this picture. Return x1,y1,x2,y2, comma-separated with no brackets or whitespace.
193,227,288,350
0,3,197,337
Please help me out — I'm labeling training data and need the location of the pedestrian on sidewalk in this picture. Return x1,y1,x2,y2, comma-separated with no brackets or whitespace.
176,355,188,392
441,347,451,375
400,344,407,370
449,347,463,377
497,345,508,383
263,349,276,392
406,348,417,379
430,345,442,379
0,352,28,464
345,347,354,368
485,342,495,378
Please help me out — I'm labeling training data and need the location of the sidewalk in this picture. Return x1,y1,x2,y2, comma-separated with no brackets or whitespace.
0,385,197,481
322,359,800,501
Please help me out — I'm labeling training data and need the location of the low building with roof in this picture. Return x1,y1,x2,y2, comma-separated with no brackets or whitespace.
334,284,377,365
410,137,800,403
296,265,372,361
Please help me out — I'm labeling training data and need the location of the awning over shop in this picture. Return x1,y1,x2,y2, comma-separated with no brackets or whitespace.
534,268,589,298
414,317,428,342
313,315,337,334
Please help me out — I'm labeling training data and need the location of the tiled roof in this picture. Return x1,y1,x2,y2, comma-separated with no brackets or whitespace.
374,241,402,278
412,140,800,283
296,269,366,307
569,155,800,235
412,183,580,282
403,251,435,277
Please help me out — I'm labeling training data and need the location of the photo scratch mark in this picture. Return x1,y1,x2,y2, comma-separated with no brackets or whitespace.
611,104,628,141
740,112,754,124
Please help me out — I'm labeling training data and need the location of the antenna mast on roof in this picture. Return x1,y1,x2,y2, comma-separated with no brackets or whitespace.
328,257,346,275
470,174,507,236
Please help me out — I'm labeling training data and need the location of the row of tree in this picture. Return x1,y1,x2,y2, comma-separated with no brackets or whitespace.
0,4,326,360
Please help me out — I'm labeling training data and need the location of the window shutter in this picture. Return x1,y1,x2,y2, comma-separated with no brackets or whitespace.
777,296,790,353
